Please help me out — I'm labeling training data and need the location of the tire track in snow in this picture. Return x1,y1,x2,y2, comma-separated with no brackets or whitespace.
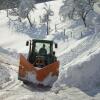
0,63,23,100
0,60,18,73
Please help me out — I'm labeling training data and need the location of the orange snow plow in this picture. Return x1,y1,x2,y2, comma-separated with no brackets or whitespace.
18,39,59,86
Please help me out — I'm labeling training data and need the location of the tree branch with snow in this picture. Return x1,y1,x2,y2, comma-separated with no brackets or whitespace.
59,0,98,27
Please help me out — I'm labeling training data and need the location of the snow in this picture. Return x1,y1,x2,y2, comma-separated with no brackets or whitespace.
24,72,57,86
94,2,100,15
0,64,11,88
0,11,30,53
53,32,100,90
0,0,100,99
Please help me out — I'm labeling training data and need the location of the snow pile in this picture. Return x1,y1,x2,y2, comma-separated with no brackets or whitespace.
0,48,19,89
0,47,19,66
0,64,11,88
54,49,100,90
53,32,100,90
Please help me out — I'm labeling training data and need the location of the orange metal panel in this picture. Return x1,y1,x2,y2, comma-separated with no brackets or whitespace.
19,54,59,82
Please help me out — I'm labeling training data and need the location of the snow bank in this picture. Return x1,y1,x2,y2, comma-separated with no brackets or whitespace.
0,47,18,89
53,33,100,90
0,64,11,88
54,49,100,90
0,47,19,66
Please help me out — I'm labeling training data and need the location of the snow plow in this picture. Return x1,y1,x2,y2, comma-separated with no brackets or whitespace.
18,39,59,86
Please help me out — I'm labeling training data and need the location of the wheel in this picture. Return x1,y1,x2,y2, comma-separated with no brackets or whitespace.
23,81,29,85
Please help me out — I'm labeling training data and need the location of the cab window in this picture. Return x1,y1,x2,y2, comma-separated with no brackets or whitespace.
35,43,50,54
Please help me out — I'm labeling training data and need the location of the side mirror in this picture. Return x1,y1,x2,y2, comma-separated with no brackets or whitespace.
53,51,55,55
55,43,58,48
26,41,29,46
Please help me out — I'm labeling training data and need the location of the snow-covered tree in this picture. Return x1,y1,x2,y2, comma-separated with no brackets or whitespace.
7,0,36,27
18,0,35,18
41,3,54,35
59,0,97,27
18,0,36,27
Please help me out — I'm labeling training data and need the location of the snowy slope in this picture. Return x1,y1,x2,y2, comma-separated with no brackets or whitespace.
53,32,100,90
0,10,31,53
0,63,10,88
0,0,63,53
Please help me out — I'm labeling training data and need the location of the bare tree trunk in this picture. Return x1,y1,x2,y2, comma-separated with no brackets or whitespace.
47,14,49,35
47,21,49,35
6,9,9,17
81,10,91,27
70,8,75,19
55,24,57,32
82,16,87,27
27,14,33,27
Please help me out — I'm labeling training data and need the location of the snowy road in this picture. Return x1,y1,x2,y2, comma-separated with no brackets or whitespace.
0,61,100,100
0,60,100,100
1,35,100,100
1,78,100,100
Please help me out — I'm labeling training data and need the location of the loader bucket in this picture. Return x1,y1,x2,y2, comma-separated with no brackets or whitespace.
19,54,59,86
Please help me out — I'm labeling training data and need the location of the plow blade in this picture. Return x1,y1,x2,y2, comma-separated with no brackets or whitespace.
18,54,59,86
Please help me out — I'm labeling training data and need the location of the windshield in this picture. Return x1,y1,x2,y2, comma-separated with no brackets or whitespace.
35,43,50,54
